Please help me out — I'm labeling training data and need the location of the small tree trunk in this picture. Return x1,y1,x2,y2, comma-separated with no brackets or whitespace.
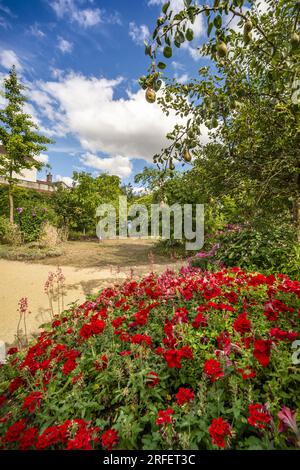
8,183,14,224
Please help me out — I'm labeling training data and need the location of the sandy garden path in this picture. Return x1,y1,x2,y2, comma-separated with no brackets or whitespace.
0,240,183,345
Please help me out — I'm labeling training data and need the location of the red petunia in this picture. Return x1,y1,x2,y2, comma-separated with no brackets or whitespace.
164,349,182,368
248,404,271,429
101,429,119,450
19,427,38,450
8,377,24,394
237,367,256,380
176,387,195,407
204,359,224,382
156,408,175,426
209,417,232,448
36,425,62,449
62,358,77,375
173,307,189,324
192,312,208,329
22,391,43,413
4,420,26,443
233,313,252,335
253,339,272,367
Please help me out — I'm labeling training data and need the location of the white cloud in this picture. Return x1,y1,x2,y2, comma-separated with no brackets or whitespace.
57,36,73,54
29,72,209,172
80,153,133,178
56,174,73,187
50,0,101,28
129,22,150,45
28,23,46,38
0,49,22,71
36,154,49,164
175,73,189,84
0,16,10,29
171,61,184,70
132,186,148,195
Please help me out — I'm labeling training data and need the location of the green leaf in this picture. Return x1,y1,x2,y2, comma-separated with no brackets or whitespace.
214,15,222,29
162,1,170,14
207,21,213,37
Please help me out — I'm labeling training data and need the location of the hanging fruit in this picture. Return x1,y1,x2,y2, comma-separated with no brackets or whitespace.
217,41,228,58
145,87,156,103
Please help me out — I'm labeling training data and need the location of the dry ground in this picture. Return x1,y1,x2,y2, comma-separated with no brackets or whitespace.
0,239,183,345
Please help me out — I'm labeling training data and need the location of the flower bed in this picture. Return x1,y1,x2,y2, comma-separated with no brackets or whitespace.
1,267,300,450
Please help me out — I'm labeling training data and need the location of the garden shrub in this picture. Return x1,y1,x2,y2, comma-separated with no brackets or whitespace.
0,267,300,450
0,216,22,246
203,224,299,279
15,206,58,243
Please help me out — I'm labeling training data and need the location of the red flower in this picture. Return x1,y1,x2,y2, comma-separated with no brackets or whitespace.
79,323,93,340
209,417,232,448
119,350,131,356
253,339,272,367
146,371,159,387
4,420,26,443
19,427,38,450
131,334,152,347
270,328,298,342
180,345,194,360
101,429,119,450
7,347,18,356
156,408,175,426
63,358,77,375
91,319,106,335
237,367,256,380
164,349,182,368
36,425,62,449
248,404,271,429
203,287,222,300
204,359,224,382
173,307,189,324
233,313,252,335
8,377,24,394
95,355,108,371
176,388,195,407
22,391,43,413
67,423,94,450
0,394,7,407
192,312,208,329
112,316,126,329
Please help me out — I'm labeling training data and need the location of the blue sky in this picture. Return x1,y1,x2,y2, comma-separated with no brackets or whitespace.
0,0,209,187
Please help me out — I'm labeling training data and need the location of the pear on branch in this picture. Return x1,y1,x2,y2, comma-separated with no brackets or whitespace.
291,32,300,49
183,148,192,162
145,87,156,103
244,20,253,34
217,41,228,58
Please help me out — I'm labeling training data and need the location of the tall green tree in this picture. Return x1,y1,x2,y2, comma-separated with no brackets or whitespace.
141,0,300,239
53,171,123,234
0,66,53,223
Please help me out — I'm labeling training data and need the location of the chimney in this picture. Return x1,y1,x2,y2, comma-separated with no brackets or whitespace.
46,173,53,184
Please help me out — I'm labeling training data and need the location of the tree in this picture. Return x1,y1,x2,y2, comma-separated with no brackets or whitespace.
53,171,122,234
0,66,53,223
141,0,300,239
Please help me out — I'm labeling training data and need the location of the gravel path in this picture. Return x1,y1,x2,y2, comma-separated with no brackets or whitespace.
0,257,181,345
